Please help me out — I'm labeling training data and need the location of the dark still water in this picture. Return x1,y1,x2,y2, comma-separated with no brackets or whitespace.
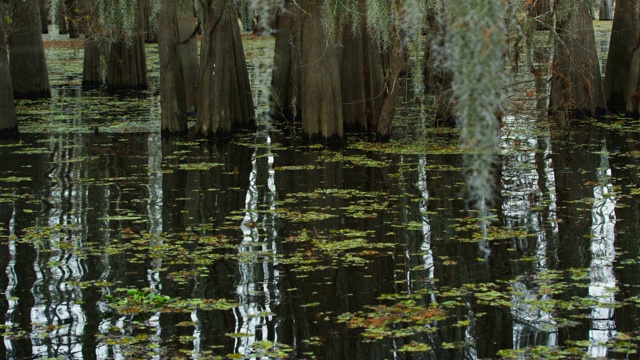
2,115,640,359
2,36,640,360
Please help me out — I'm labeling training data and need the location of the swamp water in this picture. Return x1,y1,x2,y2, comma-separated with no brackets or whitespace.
1,32,640,360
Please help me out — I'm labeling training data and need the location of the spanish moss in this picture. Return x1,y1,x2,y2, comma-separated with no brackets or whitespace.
446,0,506,241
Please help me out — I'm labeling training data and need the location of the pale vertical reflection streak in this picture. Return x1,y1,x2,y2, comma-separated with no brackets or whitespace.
30,134,89,358
147,133,163,237
234,132,280,357
393,156,435,360
4,204,17,355
102,134,165,359
417,156,435,298
587,142,616,357
96,183,113,359
501,116,558,349
146,133,164,358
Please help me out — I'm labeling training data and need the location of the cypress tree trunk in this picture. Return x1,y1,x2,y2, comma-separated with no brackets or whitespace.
40,0,48,33
527,0,553,30
78,0,106,88
270,0,301,122
158,0,187,135
9,0,50,99
195,0,255,139
599,0,614,20
141,0,158,43
432,69,455,126
337,1,404,141
340,0,385,133
370,35,404,142
106,0,148,90
176,0,198,113
55,0,68,35
82,39,107,88
107,38,147,90
55,0,80,37
549,1,605,119
604,0,638,112
0,31,18,139
626,44,640,117
299,0,343,146
428,1,455,127
66,0,80,38
340,29,372,132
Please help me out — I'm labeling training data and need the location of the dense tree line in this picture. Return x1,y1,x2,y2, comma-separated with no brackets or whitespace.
0,0,636,138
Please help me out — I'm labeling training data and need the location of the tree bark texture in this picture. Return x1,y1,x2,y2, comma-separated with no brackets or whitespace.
176,0,199,113
549,1,605,119
9,0,50,99
106,0,148,90
54,0,80,37
40,0,48,33
158,0,187,136
0,39,18,138
78,0,106,88
83,41,108,89
65,0,80,38
299,0,343,146
604,0,638,112
626,43,640,116
426,2,455,126
270,0,301,122
141,0,158,43
527,0,553,30
432,68,455,126
56,0,80,38
340,0,385,133
370,36,404,142
196,0,255,139
55,0,68,35
599,0,614,20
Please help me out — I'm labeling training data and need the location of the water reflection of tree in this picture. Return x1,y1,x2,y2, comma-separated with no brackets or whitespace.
158,138,195,357
425,151,512,359
232,129,282,356
10,210,37,359
37,133,93,359
99,135,151,290
0,142,47,359
269,149,398,358
184,140,254,356
551,125,602,346
0,193,10,357
79,180,105,360
608,127,640,356
587,142,616,357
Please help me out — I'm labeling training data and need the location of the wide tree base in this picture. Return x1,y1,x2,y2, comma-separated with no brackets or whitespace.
344,122,368,134
107,84,149,92
0,126,19,139
303,132,343,150
195,121,257,141
626,112,640,120
161,128,189,138
549,106,608,120
371,132,391,143
14,90,51,100
81,81,103,90
268,109,299,124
